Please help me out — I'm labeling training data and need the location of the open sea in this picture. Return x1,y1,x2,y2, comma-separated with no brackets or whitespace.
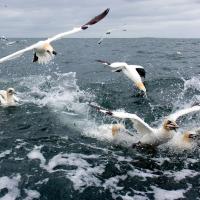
0,38,200,200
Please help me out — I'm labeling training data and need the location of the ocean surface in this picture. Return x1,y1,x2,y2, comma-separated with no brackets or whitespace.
0,38,200,200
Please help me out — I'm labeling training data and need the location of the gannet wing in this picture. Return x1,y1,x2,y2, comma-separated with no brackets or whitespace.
96,60,127,69
0,43,39,64
47,8,110,43
96,59,111,66
168,105,200,122
90,104,154,135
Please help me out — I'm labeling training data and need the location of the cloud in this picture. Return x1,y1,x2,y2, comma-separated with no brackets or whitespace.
0,0,200,38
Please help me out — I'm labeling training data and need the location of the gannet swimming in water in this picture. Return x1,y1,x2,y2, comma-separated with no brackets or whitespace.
169,128,200,150
96,60,146,94
0,88,19,106
0,8,110,64
90,104,200,147
94,123,136,147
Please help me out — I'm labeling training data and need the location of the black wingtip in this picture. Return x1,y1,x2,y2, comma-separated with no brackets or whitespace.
82,8,110,30
192,102,200,107
96,59,110,65
33,53,38,63
135,68,146,78
106,111,113,116
88,103,101,111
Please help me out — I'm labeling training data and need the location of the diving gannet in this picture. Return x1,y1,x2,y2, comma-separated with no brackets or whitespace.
96,60,146,94
0,88,19,106
0,8,110,64
90,104,200,147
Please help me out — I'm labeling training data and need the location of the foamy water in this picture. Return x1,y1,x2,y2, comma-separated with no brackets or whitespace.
0,38,200,199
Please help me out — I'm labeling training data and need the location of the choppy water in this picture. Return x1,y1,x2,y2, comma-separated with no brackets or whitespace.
0,38,200,200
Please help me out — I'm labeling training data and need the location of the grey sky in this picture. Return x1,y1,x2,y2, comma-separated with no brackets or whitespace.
1,0,200,38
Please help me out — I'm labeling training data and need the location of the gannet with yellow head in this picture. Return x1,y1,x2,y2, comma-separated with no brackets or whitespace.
0,9,110,64
169,128,200,150
90,104,200,147
0,88,19,106
96,60,146,94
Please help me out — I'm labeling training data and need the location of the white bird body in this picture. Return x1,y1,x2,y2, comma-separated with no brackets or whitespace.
97,123,136,146
169,127,200,150
0,9,109,64
0,88,19,106
90,104,200,147
96,60,146,93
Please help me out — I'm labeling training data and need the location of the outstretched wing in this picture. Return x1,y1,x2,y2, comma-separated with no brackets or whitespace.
47,8,110,43
168,105,200,122
90,104,154,135
96,60,127,72
0,43,39,64
0,9,109,64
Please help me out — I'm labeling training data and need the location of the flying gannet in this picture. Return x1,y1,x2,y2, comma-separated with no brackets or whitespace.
0,88,19,106
96,60,146,94
0,8,110,64
90,104,200,147
97,24,127,44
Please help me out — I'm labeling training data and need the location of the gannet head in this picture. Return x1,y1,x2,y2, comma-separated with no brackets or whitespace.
163,120,179,132
43,43,57,55
111,124,125,136
6,88,15,96
136,82,146,93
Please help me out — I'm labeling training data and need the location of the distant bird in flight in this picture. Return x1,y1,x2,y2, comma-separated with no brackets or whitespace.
0,8,110,64
96,60,146,94
0,88,19,106
90,103,200,148
97,25,127,44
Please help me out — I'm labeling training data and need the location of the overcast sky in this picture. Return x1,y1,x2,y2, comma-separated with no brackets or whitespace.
1,0,200,38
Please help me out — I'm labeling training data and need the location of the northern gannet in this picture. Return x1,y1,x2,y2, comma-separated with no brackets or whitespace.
97,24,127,44
95,123,136,146
90,104,200,147
0,88,19,106
169,128,200,149
96,60,146,94
0,8,110,64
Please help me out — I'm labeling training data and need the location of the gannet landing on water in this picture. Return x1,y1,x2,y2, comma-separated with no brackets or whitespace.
0,88,19,106
96,60,146,94
90,104,200,147
0,9,110,65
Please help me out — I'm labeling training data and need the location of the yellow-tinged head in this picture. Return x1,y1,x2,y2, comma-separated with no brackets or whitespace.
163,120,179,131
111,124,124,136
136,82,146,93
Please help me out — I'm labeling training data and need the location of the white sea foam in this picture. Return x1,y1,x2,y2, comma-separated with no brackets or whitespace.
27,146,46,167
27,148,105,192
0,174,21,200
24,189,40,200
128,168,158,181
184,76,200,92
164,169,198,181
151,186,185,200
0,150,11,158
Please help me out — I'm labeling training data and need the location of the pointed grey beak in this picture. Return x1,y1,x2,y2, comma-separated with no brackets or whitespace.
167,122,179,131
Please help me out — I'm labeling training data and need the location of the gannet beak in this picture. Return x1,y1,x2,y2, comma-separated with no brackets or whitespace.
168,122,179,131
136,82,146,93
